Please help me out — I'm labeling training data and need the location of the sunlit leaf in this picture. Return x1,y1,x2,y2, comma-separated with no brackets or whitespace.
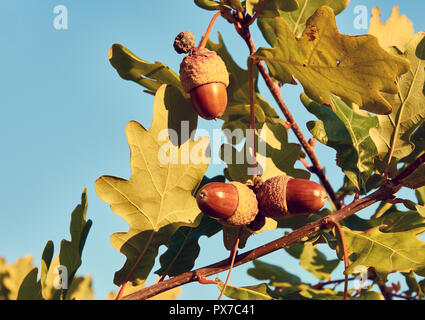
343,226,425,280
108,43,184,96
95,85,210,286
369,6,415,53
302,94,379,190
254,6,410,115
370,33,425,166
216,279,275,300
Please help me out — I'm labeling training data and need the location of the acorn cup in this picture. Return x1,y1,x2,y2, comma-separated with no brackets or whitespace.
196,182,258,227
179,48,229,120
255,175,328,219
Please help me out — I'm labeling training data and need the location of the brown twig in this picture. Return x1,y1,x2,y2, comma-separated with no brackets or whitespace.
218,227,243,300
198,11,222,49
121,174,407,300
236,22,339,208
328,221,349,300
248,0,268,26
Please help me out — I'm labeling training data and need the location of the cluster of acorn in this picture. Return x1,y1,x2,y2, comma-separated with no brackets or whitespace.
174,31,328,226
196,176,328,227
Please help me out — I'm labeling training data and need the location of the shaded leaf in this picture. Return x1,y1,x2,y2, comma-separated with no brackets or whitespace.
254,6,410,115
370,33,425,166
299,243,339,281
155,176,223,277
108,43,184,96
206,34,279,138
247,260,302,287
302,94,379,190
95,85,210,286
221,122,309,183
40,240,54,300
17,268,42,300
60,188,92,292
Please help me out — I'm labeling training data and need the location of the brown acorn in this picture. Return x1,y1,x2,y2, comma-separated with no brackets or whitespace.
256,176,327,219
179,48,229,120
196,181,258,226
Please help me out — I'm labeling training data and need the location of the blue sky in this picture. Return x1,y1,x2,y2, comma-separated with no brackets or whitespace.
0,0,424,300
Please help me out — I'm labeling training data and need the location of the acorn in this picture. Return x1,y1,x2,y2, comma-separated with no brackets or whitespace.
196,182,258,226
256,176,327,219
179,47,229,120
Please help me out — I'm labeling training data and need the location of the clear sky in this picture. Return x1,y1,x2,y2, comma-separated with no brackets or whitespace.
0,0,424,300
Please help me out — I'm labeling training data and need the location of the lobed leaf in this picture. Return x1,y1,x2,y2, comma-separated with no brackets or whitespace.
302,94,379,190
245,0,299,17
254,6,410,115
108,43,184,96
95,85,210,286
342,226,425,281
370,33,425,168
216,279,275,300
258,0,348,42
369,6,415,53
221,122,309,183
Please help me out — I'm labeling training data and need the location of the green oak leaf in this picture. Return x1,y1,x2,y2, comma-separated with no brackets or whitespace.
417,186,425,205
247,260,302,287
245,0,299,17
345,205,425,234
222,0,243,12
40,241,54,300
194,0,221,11
17,268,42,300
286,242,339,281
258,0,348,43
370,33,425,167
399,163,425,189
95,85,210,286
403,271,424,298
155,175,224,278
254,6,410,115
59,188,92,298
402,122,425,164
206,34,279,138
216,279,275,300
221,122,309,183
302,94,379,190
108,43,184,96
342,226,425,280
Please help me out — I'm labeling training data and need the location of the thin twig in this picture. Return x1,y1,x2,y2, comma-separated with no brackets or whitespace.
237,24,339,208
121,175,406,300
218,227,243,300
115,230,155,300
198,11,222,49
329,221,349,300
248,0,268,26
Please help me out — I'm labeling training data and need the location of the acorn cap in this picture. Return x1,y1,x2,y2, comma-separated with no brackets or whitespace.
179,48,229,93
220,182,259,227
256,175,293,219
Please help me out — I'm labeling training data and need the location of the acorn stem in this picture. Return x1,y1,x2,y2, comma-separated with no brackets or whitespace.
218,226,243,300
198,11,221,49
